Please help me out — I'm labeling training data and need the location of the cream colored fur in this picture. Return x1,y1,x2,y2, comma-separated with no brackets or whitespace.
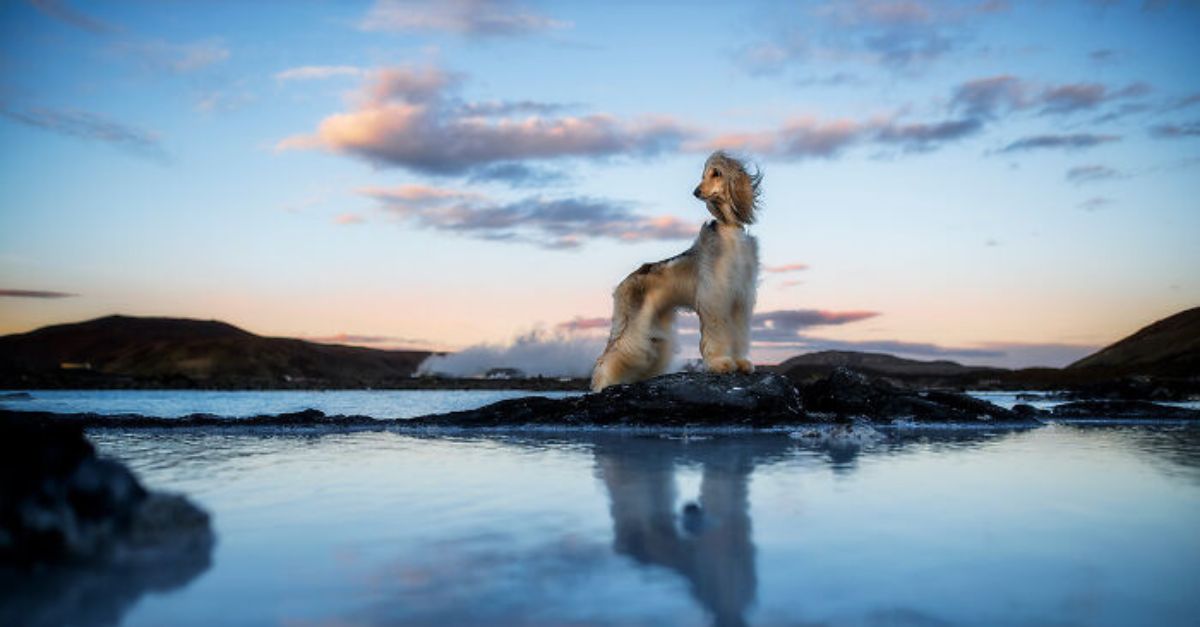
592,152,760,392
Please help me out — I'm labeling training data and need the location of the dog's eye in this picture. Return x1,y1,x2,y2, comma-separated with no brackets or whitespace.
710,169,721,178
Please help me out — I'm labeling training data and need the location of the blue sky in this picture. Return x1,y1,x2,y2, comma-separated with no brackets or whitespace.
1,0,1198,372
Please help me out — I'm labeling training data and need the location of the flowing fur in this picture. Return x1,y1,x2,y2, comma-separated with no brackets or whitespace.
592,152,761,392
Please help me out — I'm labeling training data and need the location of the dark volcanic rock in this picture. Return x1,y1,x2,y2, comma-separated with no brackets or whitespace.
800,368,1034,424
0,415,214,564
1050,400,1200,420
410,372,808,428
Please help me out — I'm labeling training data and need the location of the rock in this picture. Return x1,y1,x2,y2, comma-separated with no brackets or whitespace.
409,372,808,428
1050,400,1200,420
0,414,214,565
799,368,1036,424
0,392,33,401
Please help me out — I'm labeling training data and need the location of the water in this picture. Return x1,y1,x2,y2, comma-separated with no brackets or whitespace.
4,389,1197,420
4,391,1200,626
0,389,583,419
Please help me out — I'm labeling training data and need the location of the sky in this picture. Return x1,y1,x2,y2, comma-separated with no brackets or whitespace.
1,0,1198,374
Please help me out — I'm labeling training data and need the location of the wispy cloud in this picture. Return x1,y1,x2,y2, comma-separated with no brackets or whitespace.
1078,196,1112,211
736,0,1008,76
361,184,695,249
27,0,115,34
1149,121,1200,138
275,65,365,82
306,333,435,349
279,64,690,175
1065,164,1122,184
763,263,810,273
0,289,76,299
466,162,569,188
334,213,365,225
704,113,979,160
0,105,168,162
999,133,1119,153
951,75,1151,118
555,317,611,333
360,0,569,37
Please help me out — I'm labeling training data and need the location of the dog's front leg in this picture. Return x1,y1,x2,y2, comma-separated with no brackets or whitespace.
730,299,754,374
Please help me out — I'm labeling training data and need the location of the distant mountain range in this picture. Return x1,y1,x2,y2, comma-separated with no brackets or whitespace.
0,315,432,389
774,306,1199,393
0,307,1196,390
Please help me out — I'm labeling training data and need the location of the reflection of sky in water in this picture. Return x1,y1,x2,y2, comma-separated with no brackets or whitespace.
6,389,1197,419
83,425,1200,627
0,389,584,418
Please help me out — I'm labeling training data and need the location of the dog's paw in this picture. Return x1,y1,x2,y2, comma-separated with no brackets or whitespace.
705,357,737,374
735,358,755,374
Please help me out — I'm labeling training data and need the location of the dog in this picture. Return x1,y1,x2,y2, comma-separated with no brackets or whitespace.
591,151,761,392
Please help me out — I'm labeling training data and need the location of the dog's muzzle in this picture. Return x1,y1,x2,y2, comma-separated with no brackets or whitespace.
692,186,702,199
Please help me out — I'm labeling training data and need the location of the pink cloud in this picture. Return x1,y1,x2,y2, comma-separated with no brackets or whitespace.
278,65,690,174
763,263,810,273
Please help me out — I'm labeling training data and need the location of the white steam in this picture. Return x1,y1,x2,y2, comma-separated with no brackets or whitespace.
418,329,607,378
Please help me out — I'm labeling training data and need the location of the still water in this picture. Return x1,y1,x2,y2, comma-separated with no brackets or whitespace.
50,423,1200,626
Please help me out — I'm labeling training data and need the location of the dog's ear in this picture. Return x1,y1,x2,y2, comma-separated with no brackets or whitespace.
729,165,761,225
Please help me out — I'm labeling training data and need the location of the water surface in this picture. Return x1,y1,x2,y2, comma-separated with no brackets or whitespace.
51,424,1200,626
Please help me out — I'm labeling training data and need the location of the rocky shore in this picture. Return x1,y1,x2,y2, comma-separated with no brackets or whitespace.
4,369,1197,433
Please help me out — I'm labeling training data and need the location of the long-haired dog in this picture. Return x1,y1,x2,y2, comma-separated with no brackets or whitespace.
591,151,761,392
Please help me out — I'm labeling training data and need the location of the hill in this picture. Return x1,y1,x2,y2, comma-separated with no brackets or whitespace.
775,350,997,378
1067,307,1200,377
0,315,432,389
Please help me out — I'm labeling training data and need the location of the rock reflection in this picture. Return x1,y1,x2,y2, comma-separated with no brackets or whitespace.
594,436,792,627
0,523,213,627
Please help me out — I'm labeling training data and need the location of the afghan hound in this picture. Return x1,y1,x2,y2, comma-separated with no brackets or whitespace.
591,151,760,392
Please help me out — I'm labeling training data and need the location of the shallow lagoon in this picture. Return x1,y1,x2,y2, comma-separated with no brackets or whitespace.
5,391,1200,626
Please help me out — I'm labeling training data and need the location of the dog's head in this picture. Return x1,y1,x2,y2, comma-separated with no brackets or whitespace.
693,151,761,225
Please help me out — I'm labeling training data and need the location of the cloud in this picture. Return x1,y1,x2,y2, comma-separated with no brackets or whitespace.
763,263,810,273
736,0,1008,76
466,162,569,187
334,213,365,225
705,113,979,160
999,133,1119,153
1065,164,1122,184
28,0,115,34
305,333,436,349
751,309,880,336
1149,121,1200,138
0,105,167,162
874,117,983,151
360,0,569,36
704,116,869,159
275,66,365,82
118,38,230,74
0,289,76,298
279,65,690,175
555,317,611,333
951,75,1151,118
1078,196,1112,211
361,184,695,249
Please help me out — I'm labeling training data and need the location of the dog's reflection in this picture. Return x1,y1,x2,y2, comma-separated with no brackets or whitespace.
594,437,776,627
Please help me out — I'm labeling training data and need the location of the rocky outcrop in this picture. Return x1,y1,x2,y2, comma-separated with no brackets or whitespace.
1049,400,1200,420
0,415,214,565
797,368,1031,424
410,371,808,428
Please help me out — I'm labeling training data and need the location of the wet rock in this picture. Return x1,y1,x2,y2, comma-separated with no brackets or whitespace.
799,369,1036,424
0,392,33,401
410,372,808,428
0,415,214,564
1050,400,1200,420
